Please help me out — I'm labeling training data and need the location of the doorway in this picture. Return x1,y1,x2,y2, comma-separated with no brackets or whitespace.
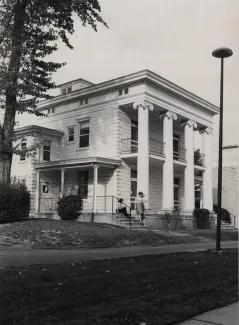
174,177,180,209
131,169,137,210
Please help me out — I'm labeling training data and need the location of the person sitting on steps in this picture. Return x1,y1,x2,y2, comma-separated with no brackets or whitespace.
117,198,129,218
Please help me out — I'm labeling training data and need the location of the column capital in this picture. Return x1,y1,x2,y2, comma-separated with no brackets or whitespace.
199,127,213,135
60,168,66,172
181,119,197,129
91,163,99,169
159,110,177,121
133,101,154,111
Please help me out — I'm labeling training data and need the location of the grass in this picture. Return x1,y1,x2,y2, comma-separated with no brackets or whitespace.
0,219,187,249
0,249,238,325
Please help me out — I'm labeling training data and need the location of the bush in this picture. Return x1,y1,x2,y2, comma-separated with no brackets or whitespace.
0,177,30,224
161,207,182,232
213,204,231,224
194,208,211,229
57,195,83,221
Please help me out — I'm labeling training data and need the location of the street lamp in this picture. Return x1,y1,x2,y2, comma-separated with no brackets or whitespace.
212,47,233,251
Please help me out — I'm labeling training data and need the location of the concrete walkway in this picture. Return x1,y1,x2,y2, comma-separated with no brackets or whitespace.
178,302,238,325
0,241,237,268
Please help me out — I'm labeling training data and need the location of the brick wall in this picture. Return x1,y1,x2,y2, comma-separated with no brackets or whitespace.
212,165,238,217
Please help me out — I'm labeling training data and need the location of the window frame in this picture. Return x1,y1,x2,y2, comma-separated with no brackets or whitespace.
20,140,27,161
78,120,90,149
62,88,66,95
67,126,75,143
78,170,88,197
67,86,72,93
42,140,51,162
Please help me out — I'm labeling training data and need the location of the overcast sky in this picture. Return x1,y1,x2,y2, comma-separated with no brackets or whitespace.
8,0,239,147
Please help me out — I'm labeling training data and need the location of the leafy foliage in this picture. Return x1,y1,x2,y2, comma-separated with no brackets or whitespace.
213,204,231,224
0,0,107,182
193,208,211,229
57,194,83,220
0,176,30,223
161,207,182,232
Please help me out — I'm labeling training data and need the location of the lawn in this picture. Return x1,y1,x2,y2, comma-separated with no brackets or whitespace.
0,219,187,249
0,249,238,325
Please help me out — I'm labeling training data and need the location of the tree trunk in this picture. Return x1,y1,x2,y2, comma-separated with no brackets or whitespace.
0,0,28,184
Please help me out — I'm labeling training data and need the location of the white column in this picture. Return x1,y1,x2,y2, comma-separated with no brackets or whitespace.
35,170,40,212
200,127,213,211
133,101,153,204
181,120,197,212
159,110,177,210
92,164,99,213
60,168,65,198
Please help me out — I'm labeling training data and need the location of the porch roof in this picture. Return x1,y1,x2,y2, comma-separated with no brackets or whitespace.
14,125,64,138
34,157,121,171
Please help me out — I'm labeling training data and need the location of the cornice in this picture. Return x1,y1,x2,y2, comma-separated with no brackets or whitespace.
14,125,64,138
37,69,219,116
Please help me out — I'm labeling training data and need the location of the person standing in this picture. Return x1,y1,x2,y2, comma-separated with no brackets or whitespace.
135,191,147,226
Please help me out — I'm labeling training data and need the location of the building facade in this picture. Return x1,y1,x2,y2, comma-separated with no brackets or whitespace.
11,70,219,221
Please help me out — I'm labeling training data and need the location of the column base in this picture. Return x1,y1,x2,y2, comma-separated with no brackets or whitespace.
181,209,194,217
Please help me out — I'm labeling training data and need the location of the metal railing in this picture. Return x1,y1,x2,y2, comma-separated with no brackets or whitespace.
173,147,187,162
39,197,59,212
121,138,165,156
194,151,205,167
149,138,165,156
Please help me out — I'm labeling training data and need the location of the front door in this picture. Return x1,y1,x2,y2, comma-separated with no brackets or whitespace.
174,177,179,209
39,181,52,211
131,170,137,210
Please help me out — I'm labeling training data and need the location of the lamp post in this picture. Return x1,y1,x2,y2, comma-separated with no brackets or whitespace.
212,47,233,251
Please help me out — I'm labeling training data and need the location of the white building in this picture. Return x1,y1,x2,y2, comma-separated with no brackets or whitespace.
11,70,219,225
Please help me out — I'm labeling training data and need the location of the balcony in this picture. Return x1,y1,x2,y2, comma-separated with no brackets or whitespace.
173,147,187,162
121,138,165,157
194,149,205,167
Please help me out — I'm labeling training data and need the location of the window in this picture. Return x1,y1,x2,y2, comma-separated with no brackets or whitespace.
85,98,88,105
47,109,50,115
68,127,75,142
78,171,88,197
62,88,66,95
52,108,55,114
67,86,72,93
20,140,27,161
131,120,138,153
79,121,90,148
43,140,51,161
125,88,129,94
80,100,83,106
173,134,180,160
119,89,123,96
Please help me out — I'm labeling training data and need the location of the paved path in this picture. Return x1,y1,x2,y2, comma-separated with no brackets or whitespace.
0,241,237,268
178,302,238,325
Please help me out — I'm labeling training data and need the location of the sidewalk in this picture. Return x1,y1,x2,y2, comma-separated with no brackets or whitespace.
178,302,238,325
0,240,237,268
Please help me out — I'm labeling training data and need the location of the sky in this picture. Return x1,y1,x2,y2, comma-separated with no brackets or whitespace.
4,0,239,148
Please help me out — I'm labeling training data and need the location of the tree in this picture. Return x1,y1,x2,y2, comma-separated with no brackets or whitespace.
0,0,107,183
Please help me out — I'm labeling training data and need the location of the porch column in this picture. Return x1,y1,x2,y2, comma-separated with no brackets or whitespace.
181,119,197,212
35,170,40,212
200,127,213,211
92,164,99,213
133,101,154,204
159,110,177,210
60,168,65,198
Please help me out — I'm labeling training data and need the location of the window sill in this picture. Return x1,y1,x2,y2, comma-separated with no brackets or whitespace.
76,147,89,151
67,141,75,145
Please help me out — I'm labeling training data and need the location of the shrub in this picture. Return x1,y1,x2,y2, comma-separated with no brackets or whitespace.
161,207,182,232
194,208,211,229
213,204,231,224
0,177,30,224
57,195,83,221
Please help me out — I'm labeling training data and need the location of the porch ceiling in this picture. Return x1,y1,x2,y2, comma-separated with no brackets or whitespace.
34,157,121,171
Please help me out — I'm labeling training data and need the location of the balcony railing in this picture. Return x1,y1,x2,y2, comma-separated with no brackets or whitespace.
121,138,165,157
173,147,187,162
194,150,205,167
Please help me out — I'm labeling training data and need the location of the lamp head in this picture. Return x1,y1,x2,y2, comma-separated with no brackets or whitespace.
212,47,233,59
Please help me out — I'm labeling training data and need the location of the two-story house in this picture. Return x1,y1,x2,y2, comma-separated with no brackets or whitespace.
11,70,219,225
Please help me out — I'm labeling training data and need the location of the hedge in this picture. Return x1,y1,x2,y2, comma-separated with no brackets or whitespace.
0,178,30,224
57,195,83,220
194,208,211,229
213,204,231,224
